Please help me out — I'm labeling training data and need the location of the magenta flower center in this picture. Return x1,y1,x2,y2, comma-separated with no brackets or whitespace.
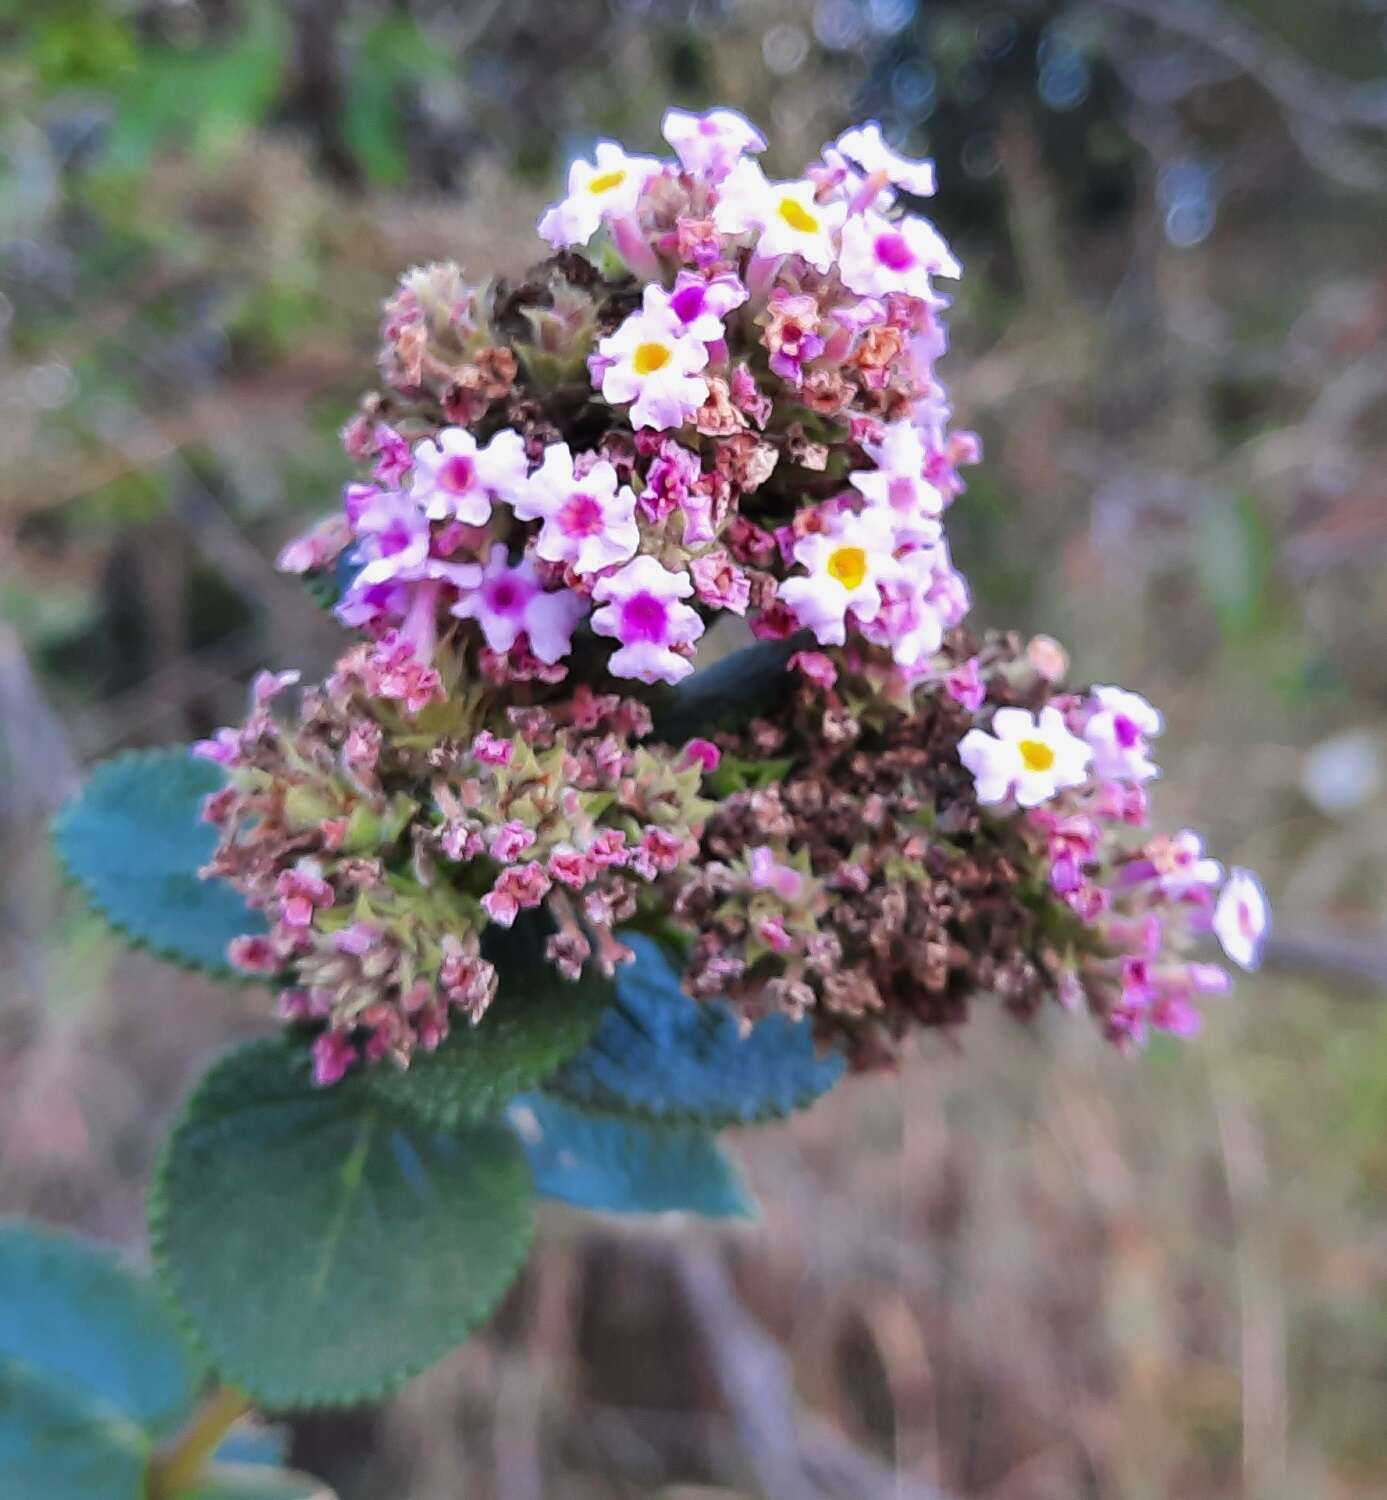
874,231,916,272
671,283,708,324
557,492,605,538
486,575,534,615
1113,714,1140,750
379,523,416,557
620,591,669,644
441,455,478,493
888,475,918,510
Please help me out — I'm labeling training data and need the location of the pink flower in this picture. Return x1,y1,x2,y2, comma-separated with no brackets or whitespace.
682,738,722,773
312,1030,357,1087
788,650,839,691
471,730,514,767
512,442,639,574
587,829,630,868
452,545,587,664
638,438,701,524
748,845,803,901
192,729,244,767
276,859,335,929
489,821,537,863
650,270,748,343
849,420,945,543
840,212,959,302
690,550,750,614
762,288,825,387
548,848,593,889
409,426,529,524
946,657,985,712
662,106,766,180
228,934,282,975
590,556,705,685
1082,686,1164,784
481,861,552,928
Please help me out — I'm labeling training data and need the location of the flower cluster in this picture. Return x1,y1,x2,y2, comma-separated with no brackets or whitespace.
670,633,1268,1064
219,107,1267,1083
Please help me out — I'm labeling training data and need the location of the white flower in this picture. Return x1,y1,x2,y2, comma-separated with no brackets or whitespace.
713,159,846,273
662,106,766,180
512,442,639,575
590,555,705,685
1213,868,1270,971
1083,685,1164,783
959,706,1094,809
833,122,938,197
777,509,900,646
839,212,960,301
848,420,945,543
409,426,529,524
597,300,710,431
451,545,587,663
538,141,662,249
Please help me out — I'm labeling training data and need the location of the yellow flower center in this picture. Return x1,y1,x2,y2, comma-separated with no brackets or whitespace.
826,545,868,591
1018,738,1056,773
588,168,627,194
777,196,820,234
632,341,672,375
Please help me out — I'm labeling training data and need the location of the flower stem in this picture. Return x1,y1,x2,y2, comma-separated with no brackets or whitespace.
148,1385,252,1498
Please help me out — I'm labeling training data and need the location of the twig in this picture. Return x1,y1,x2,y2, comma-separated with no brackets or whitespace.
671,1240,958,1500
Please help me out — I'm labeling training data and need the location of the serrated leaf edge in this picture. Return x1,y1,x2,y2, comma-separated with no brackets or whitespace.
51,748,259,984
147,1044,535,1411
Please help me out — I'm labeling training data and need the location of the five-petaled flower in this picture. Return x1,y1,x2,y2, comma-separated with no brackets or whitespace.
590,555,705,684
838,212,960,302
713,159,846,272
959,706,1094,809
538,141,662,248
451,545,587,663
663,106,766,180
597,294,711,430
513,442,640,575
1082,685,1164,784
409,426,529,524
778,509,901,645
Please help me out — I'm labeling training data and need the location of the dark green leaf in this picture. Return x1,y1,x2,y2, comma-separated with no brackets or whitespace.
0,1221,206,1500
0,1221,202,1440
510,1094,753,1219
651,637,804,744
53,749,263,978
152,1039,533,1409
550,934,843,1126
364,916,615,1128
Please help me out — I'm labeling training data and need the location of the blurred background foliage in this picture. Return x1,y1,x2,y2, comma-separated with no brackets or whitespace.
4,2,1387,1497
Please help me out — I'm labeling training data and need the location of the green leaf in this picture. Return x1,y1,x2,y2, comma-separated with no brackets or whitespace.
549,934,843,1126
0,1222,202,1440
0,1220,205,1500
651,637,803,744
152,1039,534,1410
0,1363,147,1500
53,749,263,978
176,1464,336,1500
363,916,615,1129
510,1095,753,1219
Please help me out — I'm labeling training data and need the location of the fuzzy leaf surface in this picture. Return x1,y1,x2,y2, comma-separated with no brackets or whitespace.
363,917,615,1128
152,1039,533,1410
510,1094,753,1219
550,934,843,1125
53,749,263,977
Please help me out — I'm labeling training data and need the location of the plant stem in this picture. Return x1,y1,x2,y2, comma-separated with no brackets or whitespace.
147,1385,252,1499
